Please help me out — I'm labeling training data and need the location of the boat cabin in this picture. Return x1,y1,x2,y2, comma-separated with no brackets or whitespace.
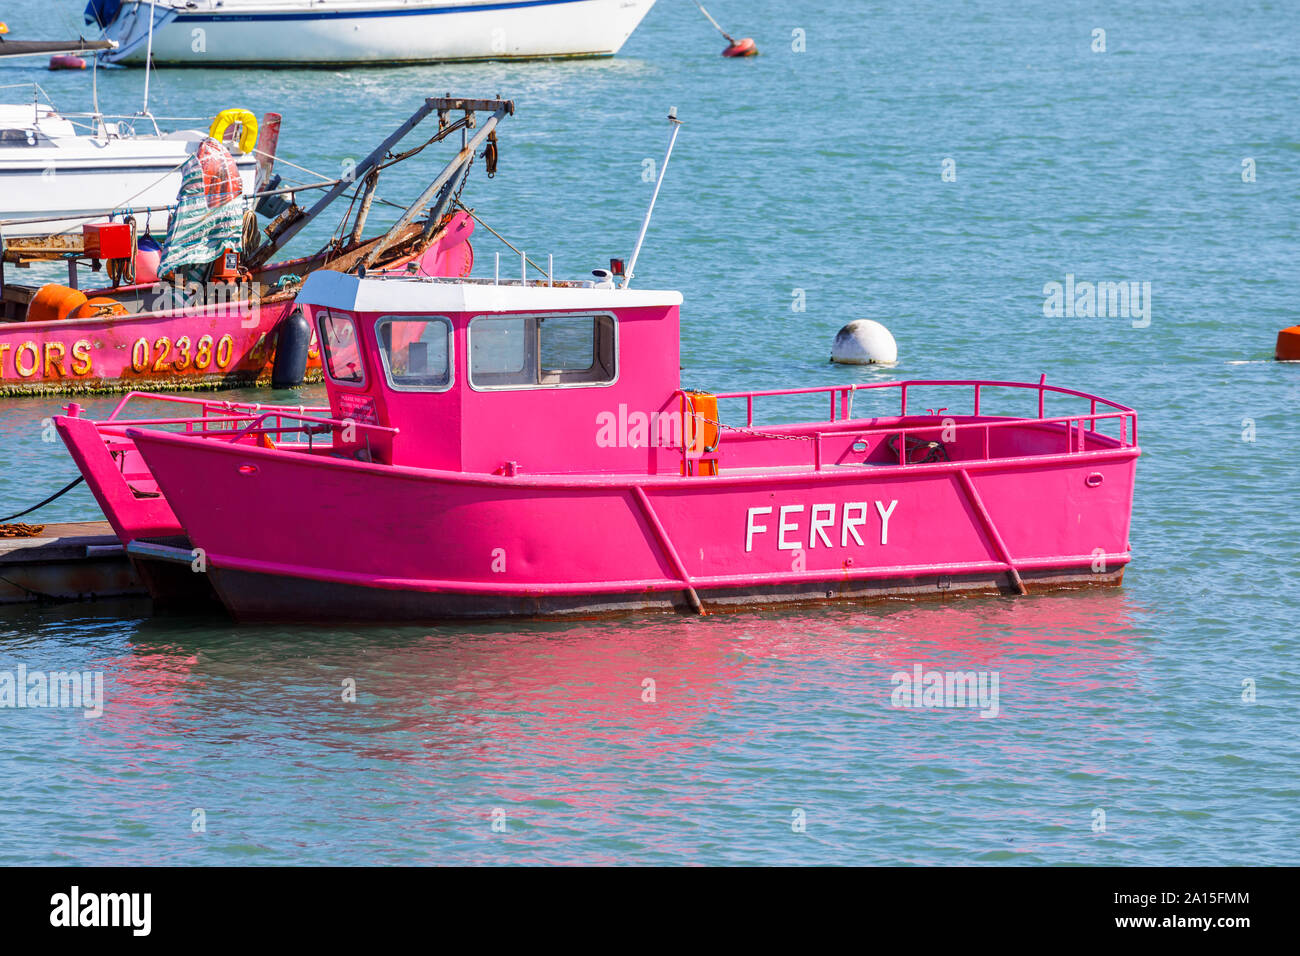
296,270,690,476
295,269,1143,483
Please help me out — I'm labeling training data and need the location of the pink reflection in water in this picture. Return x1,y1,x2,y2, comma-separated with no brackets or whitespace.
80,589,1147,848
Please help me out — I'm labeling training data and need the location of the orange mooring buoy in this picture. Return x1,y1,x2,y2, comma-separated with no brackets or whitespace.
1276,326,1300,361
48,55,87,71
722,37,758,57
693,3,757,58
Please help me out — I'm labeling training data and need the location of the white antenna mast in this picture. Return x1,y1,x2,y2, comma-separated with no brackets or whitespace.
142,0,158,117
91,53,100,127
623,106,681,289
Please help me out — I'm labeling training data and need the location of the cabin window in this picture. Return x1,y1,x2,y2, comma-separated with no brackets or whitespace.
318,309,365,386
0,129,39,148
375,315,453,391
468,313,616,389
471,316,530,378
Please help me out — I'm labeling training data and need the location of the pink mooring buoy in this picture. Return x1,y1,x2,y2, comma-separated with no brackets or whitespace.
48,55,87,71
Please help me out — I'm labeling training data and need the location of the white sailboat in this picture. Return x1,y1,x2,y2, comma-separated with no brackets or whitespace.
1,10,262,240
0,96,258,238
88,0,658,66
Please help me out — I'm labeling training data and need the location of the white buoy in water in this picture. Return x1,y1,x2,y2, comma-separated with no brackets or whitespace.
831,320,898,365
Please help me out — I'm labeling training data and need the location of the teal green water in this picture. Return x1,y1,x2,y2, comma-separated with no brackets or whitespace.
2,1,1298,865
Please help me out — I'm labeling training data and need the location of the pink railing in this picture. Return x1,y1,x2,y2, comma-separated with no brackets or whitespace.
226,410,399,445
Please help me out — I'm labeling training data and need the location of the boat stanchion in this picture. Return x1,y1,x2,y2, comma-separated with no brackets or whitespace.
956,470,1029,596
632,487,706,615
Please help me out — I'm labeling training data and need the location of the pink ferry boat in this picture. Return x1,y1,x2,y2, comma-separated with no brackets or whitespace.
55,267,1142,622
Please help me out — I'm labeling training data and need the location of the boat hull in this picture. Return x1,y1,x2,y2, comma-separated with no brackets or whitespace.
0,293,309,396
104,0,657,65
206,564,1126,622
0,147,256,238
126,426,1139,623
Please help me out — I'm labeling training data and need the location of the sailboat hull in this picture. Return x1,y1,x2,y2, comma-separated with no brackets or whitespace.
102,0,657,66
0,142,256,239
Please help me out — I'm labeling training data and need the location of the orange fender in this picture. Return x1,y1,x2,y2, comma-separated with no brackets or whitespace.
27,285,88,323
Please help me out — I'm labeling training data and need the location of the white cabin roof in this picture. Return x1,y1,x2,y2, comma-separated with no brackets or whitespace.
0,104,77,139
297,271,684,314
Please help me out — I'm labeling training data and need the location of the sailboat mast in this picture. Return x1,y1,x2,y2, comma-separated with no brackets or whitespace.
142,0,157,116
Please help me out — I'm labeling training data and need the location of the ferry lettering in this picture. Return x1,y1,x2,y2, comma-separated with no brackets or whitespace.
746,500,898,552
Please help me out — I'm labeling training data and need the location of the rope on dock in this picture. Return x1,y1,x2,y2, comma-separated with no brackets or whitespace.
0,475,85,523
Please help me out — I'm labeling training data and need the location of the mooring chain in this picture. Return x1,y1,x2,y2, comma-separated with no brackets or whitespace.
451,155,472,207
693,415,817,442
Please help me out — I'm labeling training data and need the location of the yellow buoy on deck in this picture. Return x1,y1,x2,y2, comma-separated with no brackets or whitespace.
1276,326,1300,361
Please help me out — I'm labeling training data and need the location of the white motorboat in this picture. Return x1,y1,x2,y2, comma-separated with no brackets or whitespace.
0,93,261,238
87,0,657,66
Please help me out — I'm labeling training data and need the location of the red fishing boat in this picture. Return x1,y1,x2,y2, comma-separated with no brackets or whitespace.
1,96,505,396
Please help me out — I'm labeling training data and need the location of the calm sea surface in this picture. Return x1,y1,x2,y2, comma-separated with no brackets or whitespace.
1,1,1298,865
